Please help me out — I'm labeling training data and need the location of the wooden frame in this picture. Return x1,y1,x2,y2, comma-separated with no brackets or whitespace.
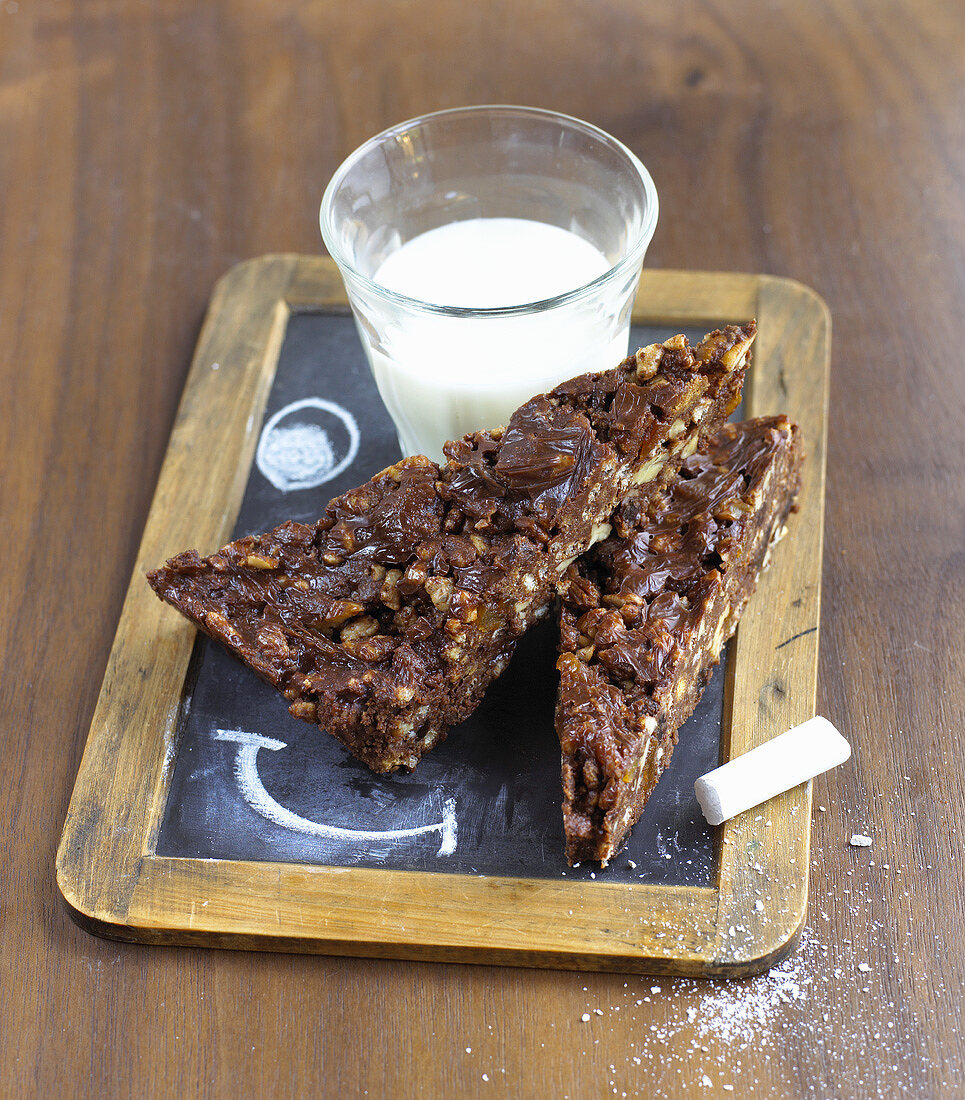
56,256,830,975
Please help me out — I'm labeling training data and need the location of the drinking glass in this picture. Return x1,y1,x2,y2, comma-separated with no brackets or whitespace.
320,105,658,461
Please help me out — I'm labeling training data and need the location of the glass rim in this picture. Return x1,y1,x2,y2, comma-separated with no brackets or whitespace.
319,104,658,318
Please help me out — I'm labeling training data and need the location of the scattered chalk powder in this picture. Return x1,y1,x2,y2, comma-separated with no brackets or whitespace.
456,818,958,1094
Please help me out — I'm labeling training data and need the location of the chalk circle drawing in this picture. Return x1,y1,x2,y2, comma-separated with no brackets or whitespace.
255,398,360,492
214,728,457,856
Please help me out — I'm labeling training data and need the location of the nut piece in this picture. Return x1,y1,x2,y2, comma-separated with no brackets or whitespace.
352,634,396,662
288,700,317,722
380,569,403,610
340,615,379,643
589,522,612,546
444,617,470,642
424,576,454,612
633,454,667,485
635,343,663,380
378,461,405,483
203,610,244,646
324,599,364,628
403,561,428,589
255,624,290,659
245,554,278,569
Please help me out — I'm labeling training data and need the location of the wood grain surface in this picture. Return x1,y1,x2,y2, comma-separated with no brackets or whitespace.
2,1,963,1096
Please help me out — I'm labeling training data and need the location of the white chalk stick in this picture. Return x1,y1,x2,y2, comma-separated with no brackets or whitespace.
694,716,851,826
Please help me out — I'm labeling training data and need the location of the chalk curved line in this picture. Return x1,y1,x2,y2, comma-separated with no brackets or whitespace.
213,728,457,856
255,397,361,492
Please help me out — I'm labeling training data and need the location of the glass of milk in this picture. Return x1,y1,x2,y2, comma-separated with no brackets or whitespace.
320,105,658,461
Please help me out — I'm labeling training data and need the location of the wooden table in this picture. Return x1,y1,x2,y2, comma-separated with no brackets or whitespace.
3,1,962,1095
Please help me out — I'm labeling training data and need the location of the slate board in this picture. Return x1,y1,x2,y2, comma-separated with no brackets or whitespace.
58,257,829,973
155,312,724,884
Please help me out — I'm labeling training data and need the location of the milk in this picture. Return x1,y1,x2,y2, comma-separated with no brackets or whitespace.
374,219,612,308
363,218,633,461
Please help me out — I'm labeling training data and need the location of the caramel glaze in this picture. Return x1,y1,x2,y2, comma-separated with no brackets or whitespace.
558,415,803,864
148,323,754,773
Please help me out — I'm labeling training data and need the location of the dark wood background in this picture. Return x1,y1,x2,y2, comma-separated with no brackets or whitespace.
2,1,962,1096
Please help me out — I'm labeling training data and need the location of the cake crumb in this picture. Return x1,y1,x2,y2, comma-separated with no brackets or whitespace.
849,833,873,847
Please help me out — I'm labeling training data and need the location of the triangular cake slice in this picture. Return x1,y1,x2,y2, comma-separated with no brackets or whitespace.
557,415,803,864
148,324,754,774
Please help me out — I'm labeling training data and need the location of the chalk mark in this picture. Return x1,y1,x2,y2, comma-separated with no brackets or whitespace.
213,728,457,855
255,397,360,492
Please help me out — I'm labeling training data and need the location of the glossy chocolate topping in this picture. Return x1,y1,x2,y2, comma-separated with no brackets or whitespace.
149,324,755,772
558,414,804,863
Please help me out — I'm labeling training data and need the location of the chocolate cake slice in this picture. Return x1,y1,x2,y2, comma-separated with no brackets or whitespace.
148,324,754,773
557,415,803,864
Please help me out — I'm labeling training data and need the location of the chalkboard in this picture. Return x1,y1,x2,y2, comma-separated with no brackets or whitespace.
156,313,726,884
60,258,828,973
